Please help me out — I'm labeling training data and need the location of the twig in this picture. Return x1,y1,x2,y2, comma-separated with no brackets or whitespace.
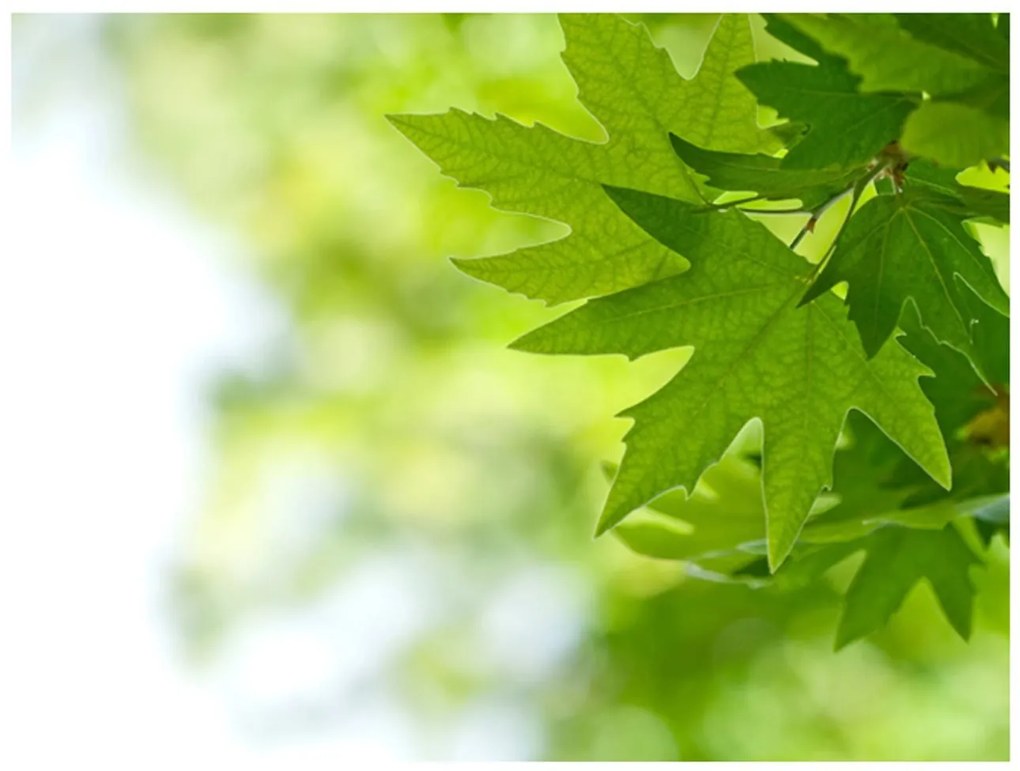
699,193,768,211
739,205,811,215
806,162,889,281
788,189,849,250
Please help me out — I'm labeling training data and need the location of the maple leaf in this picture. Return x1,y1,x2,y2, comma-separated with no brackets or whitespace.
901,102,1010,169
611,449,766,569
800,189,1010,367
905,159,1009,226
609,422,769,573
513,187,951,568
760,13,1009,169
900,295,1009,437
793,414,921,546
835,523,981,648
669,134,861,209
778,14,1000,97
890,301,1009,505
388,14,776,305
893,13,1009,75
800,413,1000,546
395,12,1010,647
736,60,915,171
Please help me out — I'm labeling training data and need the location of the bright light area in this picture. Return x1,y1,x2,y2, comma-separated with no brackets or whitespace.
3,18,581,764
2,16,417,767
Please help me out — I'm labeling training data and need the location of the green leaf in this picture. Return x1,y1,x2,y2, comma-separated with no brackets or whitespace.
900,101,1010,169
615,404,1002,566
779,14,999,96
969,494,1009,546
801,191,1009,366
397,11,1009,646
896,273,1009,428
893,13,1008,74
893,301,1009,505
955,188,1010,226
836,524,981,649
614,397,1004,600
905,159,1009,225
737,59,916,169
959,494,1009,525
669,134,862,209
513,187,951,569
759,13,844,66
612,428,766,567
791,397,1005,547
955,82,1010,123
796,414,917,545
589,15,778,156
389,14,774,304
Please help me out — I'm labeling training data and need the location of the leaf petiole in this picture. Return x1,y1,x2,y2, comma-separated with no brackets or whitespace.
789,188,850,250
698,193,769,211
803,161,891,280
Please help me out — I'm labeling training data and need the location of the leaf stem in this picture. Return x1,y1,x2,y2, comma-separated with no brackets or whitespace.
803,162,891,280
699,193,768,211
788,189,848,251
739,205,811,215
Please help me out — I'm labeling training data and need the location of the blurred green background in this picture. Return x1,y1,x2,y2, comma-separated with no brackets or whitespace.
10,13,1008,762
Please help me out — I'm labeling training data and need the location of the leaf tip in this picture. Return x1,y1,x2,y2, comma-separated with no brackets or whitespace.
765,512,801,574
601,183,653,223
859,332,886,360
600,182,627,202
507,330,539,354
936,467,953,492
796,284,821,308
833,605,866,651
667,131,688,154
595,492,634,538
765,540,794,574
384,112,412,132
593,509,619,539
951,621,973,642
833,626,855,651
449,255,496,287
928,447,953,492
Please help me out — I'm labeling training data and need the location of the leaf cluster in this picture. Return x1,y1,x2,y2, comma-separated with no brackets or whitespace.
392,13,1009,647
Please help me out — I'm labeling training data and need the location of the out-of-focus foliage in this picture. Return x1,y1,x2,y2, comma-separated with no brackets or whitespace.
97,14,1008,760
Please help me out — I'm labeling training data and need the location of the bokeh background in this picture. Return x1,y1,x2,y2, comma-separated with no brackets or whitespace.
8,13,1009,763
